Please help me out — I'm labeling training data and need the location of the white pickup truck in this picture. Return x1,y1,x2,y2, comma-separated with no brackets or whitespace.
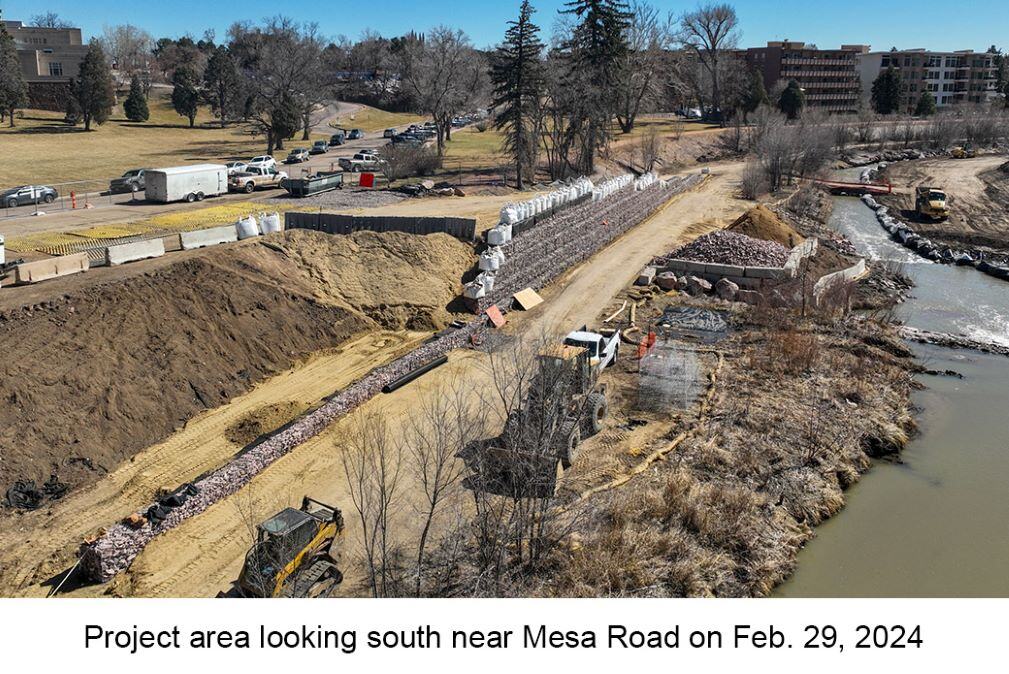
228,166,289,193
338,151,384,173
562,327,620,372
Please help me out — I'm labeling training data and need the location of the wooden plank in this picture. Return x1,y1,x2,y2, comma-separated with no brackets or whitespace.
512,288,544,311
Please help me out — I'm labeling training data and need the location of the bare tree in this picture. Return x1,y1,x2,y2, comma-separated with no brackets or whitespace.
100,24,154,86
340,410,405,597
638,124,662,171
679,3,740,126
397,27,489,155
30,12,73,29
615,2,673,133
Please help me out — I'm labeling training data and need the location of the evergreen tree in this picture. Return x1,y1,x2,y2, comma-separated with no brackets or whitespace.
871,67,902,115
123,74,149,122
742,67,768,118
778,79,805,120
491,0,546,189
561,0,632,174
0,26,28,127
73,41,115,131
171,64,201,127
202,46,240,128
914,90,937,117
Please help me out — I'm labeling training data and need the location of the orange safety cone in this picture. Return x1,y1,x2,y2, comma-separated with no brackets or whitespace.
71,191,77,209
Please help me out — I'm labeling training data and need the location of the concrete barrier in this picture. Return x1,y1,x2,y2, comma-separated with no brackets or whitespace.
814,258,867,304
106,238,166,266
14,252,89,285
784,238,819,277
179,225,238,251
703,262,745,278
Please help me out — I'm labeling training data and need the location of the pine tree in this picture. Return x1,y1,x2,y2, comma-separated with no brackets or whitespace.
914,91,937,117
491,0,546,189
561,0,632,174
871,67,902,115
778,80,805,120
171,64,201,127
73,41,115,131
742,67,768,119
202,46,240,128
0,26,28,127
123,74,149,122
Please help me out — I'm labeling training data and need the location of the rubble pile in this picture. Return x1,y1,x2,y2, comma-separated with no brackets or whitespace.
670,230,789,267
79,320,483,582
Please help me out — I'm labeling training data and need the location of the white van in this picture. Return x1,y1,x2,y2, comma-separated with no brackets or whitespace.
144,164,228,203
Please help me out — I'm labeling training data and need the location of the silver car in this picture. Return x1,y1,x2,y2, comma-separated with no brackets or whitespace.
2,185,58,208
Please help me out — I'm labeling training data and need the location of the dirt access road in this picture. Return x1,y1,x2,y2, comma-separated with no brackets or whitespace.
882,154,1009,249
0,162,747,597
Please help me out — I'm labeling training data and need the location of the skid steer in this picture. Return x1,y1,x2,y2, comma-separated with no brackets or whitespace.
233,497,345,598
460,329,618,498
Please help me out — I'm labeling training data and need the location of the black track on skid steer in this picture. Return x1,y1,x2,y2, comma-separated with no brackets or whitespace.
281,558,342,598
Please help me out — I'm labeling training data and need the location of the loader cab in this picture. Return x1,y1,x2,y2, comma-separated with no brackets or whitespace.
537,344,592,393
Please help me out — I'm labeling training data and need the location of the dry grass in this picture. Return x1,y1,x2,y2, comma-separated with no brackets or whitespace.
0,89,337,188
328,105,425,133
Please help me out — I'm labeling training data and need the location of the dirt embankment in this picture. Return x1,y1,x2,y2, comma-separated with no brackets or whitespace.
879,155,1009,251
0,230,473,500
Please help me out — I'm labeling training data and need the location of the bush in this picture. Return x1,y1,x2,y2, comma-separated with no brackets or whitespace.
379,144,442,180
740,160,767,199
475,120,489,132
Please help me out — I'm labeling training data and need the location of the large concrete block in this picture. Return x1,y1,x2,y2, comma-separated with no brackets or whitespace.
703,262,746,278
14,252,89,285
744,266,787,280
179,225,238,251
106,238,166,266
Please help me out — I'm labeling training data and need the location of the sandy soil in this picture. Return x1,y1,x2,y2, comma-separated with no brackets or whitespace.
880,155,1009,250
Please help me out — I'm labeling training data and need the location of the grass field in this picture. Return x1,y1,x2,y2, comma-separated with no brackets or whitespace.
440,126,507,173
0,89,333,189
328,105,425,133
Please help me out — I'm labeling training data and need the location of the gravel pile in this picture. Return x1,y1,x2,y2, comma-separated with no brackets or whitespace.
263,188,407,209
670,230,789,267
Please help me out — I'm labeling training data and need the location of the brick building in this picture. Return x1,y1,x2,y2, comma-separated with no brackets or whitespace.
857,49,1000,113
739,41,870,114
2,19,89,110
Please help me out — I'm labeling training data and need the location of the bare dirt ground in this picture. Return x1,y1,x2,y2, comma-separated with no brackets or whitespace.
1,161,746,598
880,155,1009,250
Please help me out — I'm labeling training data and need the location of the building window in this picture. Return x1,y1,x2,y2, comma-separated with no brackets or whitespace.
48,62,63,77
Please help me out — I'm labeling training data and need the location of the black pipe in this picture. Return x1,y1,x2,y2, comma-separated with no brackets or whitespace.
382,355,449,394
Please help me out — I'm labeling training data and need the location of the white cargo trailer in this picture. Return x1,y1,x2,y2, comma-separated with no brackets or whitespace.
144,164,228,203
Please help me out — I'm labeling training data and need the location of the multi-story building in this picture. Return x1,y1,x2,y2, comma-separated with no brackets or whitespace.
2,19,89,110
857,49,999,113
740,41,870,114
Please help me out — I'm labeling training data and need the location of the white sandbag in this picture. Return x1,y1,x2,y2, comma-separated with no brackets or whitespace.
259,212,282,234
236,215,259,240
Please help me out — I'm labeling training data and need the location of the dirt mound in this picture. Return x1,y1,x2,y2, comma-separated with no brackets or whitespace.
727,205,805,248
225,402,311,446
263,229,473,330
0,230,473,501
672,230,789,267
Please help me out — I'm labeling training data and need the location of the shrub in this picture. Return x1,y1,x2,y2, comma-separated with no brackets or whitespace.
380,144,442,180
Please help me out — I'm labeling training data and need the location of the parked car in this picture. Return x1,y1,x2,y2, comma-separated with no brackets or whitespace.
109,168,148,194
391,133,423,146
247,155,277,170
310,140,329,155
285,149,310,164
228,166,289,193
383,128,397,138
226,161,249,175
329,131,346,146
347,128,364,140
338,151,384,172
1,185,58,208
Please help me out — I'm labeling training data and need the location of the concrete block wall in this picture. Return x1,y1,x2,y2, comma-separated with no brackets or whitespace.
660,239,818,292
814,258,866,304
106,239,166,266
14,253,89,285
179,225,239,251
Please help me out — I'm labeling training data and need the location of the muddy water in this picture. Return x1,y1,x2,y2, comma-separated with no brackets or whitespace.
776,187,1009,597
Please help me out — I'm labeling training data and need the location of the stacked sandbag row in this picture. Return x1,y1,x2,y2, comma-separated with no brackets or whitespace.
592,174,634,201
498,178,595,225
634,172,662,191
79,318,485,583
475,174,701,310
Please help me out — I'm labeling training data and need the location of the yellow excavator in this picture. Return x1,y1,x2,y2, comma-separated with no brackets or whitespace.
234,497,345,598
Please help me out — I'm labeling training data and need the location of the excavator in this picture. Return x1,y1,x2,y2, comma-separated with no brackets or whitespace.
232,497,345,598
459,328,618,498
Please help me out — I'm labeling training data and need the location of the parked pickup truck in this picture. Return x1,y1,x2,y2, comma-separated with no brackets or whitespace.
562,327,620,372
338,152,384,173
228,166,289,193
